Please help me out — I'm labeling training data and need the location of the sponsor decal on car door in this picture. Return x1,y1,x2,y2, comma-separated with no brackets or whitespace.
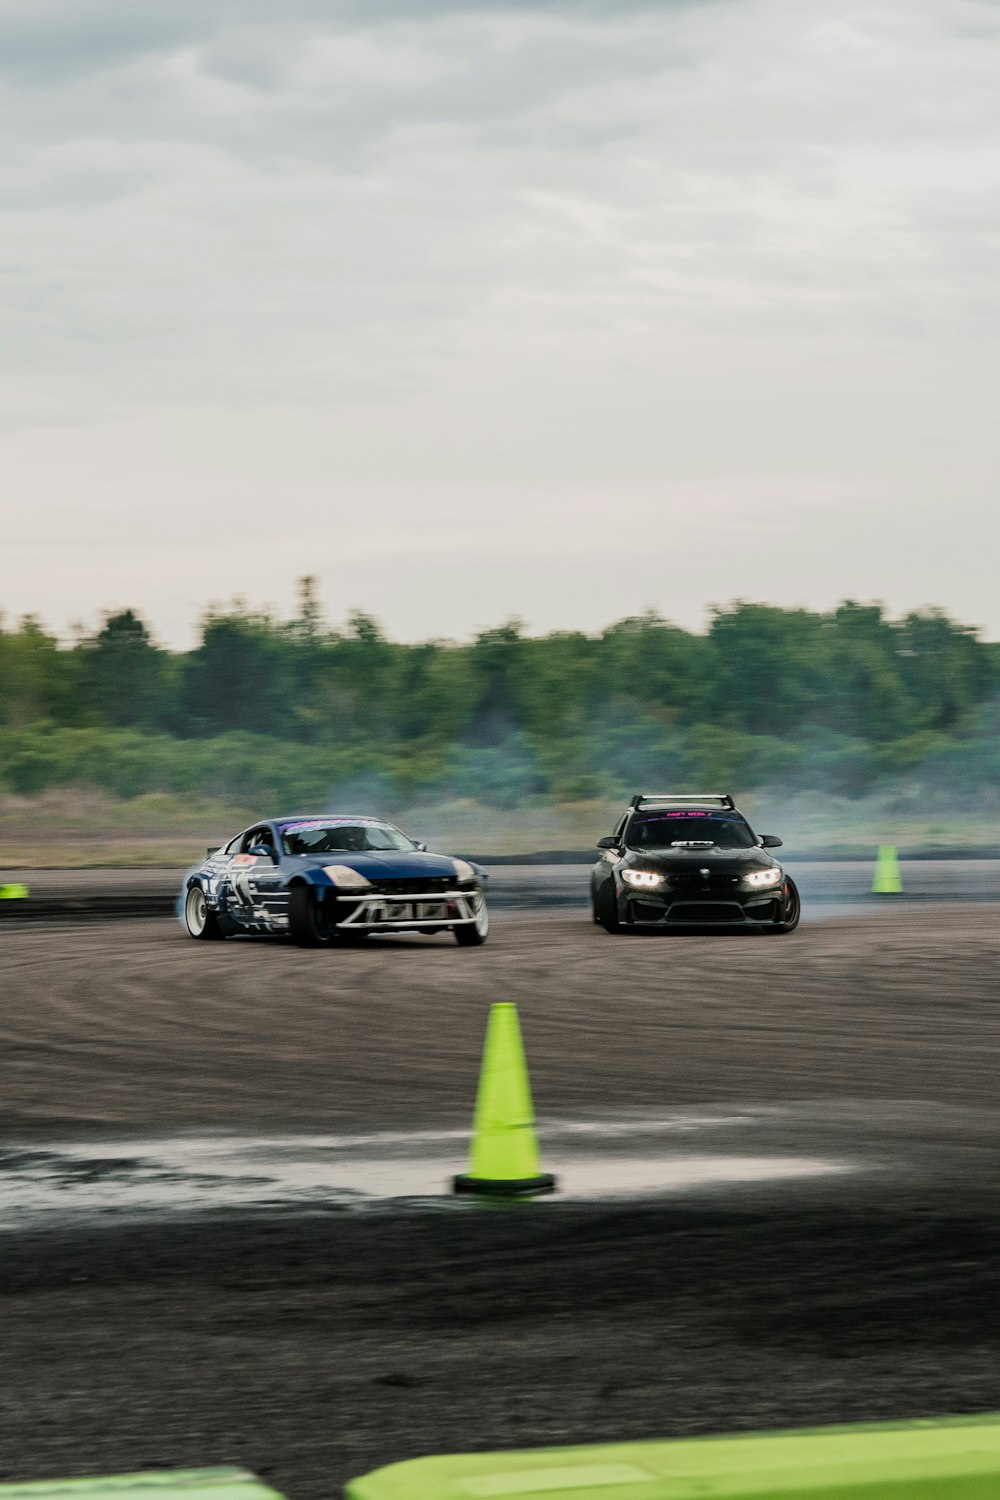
229,854,259,915
231,852,286,928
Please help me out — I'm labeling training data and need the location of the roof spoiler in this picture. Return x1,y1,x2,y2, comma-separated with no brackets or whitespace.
630,793,735,810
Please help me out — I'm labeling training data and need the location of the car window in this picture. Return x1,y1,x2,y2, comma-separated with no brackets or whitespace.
279,820,415,855
626,813,757,850
224,835,243,855
242,828,274,854
364,824,413,850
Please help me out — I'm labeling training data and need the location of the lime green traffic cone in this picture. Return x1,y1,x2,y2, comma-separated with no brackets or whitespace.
453,1003,555,1197
872,845,903,894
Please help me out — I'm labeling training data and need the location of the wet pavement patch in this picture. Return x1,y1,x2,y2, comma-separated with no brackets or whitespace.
0,1149,149,1180
0,1114,856,1230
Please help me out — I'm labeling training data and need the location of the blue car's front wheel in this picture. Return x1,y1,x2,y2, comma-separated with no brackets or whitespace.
454,891,489,946
288,884,342,947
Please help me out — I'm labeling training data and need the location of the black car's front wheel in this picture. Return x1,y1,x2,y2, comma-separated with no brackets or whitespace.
596,881,623,934
766,875,801,934
289,884,341,947
184,884,226,940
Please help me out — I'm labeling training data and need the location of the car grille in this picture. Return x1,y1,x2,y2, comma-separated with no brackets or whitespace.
371,877,457,896
666,872,742,892
668,903,745,922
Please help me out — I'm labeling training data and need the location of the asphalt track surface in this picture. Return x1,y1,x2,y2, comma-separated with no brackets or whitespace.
5,858,1000,920
2,903,1000,1496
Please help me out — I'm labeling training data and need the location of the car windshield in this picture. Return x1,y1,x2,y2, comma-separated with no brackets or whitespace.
626,812,757,851
279,820,415,855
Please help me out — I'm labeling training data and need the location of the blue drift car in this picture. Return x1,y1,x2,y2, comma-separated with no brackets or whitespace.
591,793,800,933
182,815,489,947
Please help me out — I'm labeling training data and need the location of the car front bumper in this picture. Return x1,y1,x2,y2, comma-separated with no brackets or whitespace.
331,886,486,932
620,883,787,925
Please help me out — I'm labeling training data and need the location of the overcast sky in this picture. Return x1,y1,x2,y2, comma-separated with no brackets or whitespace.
3,0,999,646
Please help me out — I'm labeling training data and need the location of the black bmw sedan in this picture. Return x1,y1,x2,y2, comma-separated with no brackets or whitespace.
591,794,800,933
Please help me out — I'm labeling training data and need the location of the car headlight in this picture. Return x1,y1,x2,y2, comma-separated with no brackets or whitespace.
323,865,372,890
621,868,665,888
453,859,478,884
744,867,783,889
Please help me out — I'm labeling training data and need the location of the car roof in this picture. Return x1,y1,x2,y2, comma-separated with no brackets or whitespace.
629,803,745,815
273,814,397,828
273,813,375,823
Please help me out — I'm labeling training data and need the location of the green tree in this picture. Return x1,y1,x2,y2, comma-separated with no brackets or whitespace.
182,607,292,734
0,615,77,727
466,621,527,744
825,602,919,743
895,609,993,733
596,612,716,725
79,610,169,728
708,603,831,735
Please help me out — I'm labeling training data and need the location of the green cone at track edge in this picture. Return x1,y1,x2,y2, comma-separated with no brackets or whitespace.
453,1002,555,1197
345,1413,1000,1500
0,1470,286,1500
0,883,29,899
872,845,903,894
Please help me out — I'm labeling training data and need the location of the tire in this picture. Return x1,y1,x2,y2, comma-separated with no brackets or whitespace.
454,890,489,946
596,880,622,934
184,884,225,940
766,875,801,934
289,884,340,947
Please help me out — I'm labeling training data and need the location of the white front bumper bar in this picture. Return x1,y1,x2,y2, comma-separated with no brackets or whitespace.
333,887,484,929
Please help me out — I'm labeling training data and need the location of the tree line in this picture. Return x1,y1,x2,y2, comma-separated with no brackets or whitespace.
1,580,998,807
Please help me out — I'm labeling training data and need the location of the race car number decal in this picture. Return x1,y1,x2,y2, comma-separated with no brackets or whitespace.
232,854,258,866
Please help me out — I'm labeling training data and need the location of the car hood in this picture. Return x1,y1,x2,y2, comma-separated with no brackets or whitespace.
295,850,470,881
623,847,778,875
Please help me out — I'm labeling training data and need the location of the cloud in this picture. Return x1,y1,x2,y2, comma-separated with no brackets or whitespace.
1,0,999,642
0,0,724,86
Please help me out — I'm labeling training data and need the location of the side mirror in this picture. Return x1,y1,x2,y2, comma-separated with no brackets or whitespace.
596,835,620,851
414,840,428,852
759,834,783,848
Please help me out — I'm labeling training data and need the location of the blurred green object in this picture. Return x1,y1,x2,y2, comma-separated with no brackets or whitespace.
0,1470,285,1500
346,1416,1000,1500
0,882,29,899
873,845,904,893
453,1002,555,1197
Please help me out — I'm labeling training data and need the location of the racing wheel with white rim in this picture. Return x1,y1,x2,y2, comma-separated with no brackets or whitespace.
454,890,489,946
184,883,224,940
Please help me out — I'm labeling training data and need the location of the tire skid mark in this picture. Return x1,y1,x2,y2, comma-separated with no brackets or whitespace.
2,911,1000,1138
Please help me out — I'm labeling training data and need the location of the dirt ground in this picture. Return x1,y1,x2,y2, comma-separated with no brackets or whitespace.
2,908,1000,1135
3,910,1000,1498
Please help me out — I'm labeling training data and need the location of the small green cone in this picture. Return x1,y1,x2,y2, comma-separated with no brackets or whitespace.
453,1002,555,1197
872,845,903,894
